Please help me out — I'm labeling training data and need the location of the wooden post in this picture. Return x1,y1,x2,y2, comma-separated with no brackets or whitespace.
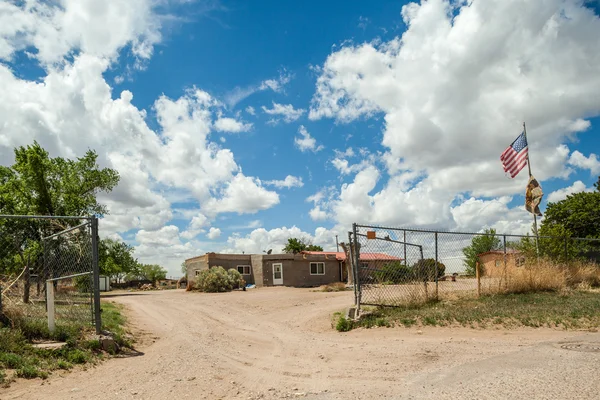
476,261,481,298
46,281,55,333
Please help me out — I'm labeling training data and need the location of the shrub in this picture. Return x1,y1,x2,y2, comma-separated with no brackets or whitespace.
194,266,245,292
0,328,27,353
16,365,48,379
374,262,414,284
227,268,246,290
66,349,89,364
412,259,446,282
335,315,353,332
0,353,25,369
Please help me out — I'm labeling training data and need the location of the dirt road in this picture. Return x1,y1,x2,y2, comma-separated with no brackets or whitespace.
3,288,600,399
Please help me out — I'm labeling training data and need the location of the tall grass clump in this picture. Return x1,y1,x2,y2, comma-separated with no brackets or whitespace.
486,258,600,295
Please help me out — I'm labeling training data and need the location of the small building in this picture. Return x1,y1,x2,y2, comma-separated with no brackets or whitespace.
477,249,525,276
185,251,401,288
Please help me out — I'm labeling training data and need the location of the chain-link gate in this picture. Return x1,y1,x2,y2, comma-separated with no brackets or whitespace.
0,215,101,334
351,223,600,313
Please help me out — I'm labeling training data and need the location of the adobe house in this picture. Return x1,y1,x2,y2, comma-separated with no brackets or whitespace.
185,251,402,288
477,249,524,276
185,252,340,288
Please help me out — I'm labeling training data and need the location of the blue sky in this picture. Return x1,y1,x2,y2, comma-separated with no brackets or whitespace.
1,0,600,276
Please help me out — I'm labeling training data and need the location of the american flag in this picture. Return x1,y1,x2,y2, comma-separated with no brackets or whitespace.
500,132,528,178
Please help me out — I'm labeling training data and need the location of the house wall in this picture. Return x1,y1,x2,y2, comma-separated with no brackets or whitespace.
185,255,209,283
262,254,340,287
479,253,519,276
207,254,254,284
250,255,264,287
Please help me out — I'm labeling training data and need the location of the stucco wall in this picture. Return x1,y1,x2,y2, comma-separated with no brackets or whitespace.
262,254,340,287
250,255,264,287
479,253,521,276
207,254,254,284
185,255,209,283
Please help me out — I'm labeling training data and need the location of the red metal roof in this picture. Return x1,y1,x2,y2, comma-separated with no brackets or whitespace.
301,251,402,261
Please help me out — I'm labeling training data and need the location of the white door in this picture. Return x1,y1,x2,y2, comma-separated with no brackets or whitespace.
273,263,283,285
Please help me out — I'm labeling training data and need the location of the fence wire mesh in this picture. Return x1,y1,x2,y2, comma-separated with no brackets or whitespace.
353,224,600,308
0,216,98,331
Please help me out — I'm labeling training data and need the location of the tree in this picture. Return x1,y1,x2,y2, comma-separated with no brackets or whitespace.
282,238,323,254
412,258,446,281
0,142,119,301
99,239,138,283
462,229,501,275
133,264,167,283
595,176,600,191
538,185,600,260
541,191,600,240
0,142,119,217
374,261,413,284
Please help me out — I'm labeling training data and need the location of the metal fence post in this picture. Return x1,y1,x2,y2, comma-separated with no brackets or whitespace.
503,235,507,291
91,216,101,334
348,231,357,307
46,281,55,333
352,223,361,316
403,230,407,267
434,232,439,300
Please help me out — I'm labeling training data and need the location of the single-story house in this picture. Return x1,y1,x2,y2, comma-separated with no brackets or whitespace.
477,249,524,275
185,251,402,288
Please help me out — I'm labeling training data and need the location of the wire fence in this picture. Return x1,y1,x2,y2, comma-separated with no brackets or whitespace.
351,224,600,309
0,215,101,333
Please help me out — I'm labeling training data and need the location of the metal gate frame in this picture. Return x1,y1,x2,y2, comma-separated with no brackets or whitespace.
1,214,101,334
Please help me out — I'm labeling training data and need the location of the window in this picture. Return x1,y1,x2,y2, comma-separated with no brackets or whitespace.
195,270,201,276
516,257,525,267
237,265,251,275
495,260,502,267
310,262,325,275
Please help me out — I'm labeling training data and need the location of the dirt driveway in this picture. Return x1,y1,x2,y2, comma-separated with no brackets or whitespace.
3,288,600,399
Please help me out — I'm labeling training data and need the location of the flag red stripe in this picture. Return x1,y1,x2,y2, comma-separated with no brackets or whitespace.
501,145,528,178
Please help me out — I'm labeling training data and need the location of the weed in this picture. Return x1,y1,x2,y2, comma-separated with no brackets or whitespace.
66,349,89,364
336,315,353,332
16,365,48,379
320,282,348,292
0,353,24,369
57,360,72,370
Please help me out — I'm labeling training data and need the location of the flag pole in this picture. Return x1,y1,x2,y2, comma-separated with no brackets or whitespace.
523,122,540,257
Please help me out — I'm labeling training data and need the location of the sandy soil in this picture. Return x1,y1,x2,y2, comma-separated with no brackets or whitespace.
2,288,600,399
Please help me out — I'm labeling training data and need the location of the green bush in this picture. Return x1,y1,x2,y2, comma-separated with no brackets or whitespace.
66,349,89,364
412,258,446,282
194,266,245,292
16,365,48,379
335,316,353,332
57,360,73,370
0,328,27,353
0,353,25,369
374,262,414,284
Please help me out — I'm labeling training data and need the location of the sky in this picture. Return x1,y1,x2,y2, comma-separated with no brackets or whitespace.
1,0,599,278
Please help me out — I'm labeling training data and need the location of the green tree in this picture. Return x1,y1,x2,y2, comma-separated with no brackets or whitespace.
0,142,119,301
538,183,600,260
99,239,138,283
462,229,502,275
374,261,413,284
0,142,119,217
133,264,167,282
412,258,446,281
282,238,323,254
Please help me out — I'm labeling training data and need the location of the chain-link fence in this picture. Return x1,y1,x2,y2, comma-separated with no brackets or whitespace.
0,215,101,333
352,224,600,309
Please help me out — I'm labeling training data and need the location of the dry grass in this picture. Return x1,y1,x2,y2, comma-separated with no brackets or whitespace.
319,282,348,292
483,258,600,295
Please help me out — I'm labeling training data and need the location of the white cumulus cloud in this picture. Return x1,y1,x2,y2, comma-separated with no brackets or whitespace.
264,175,304,189
547,181,593,203
294,126,324,153
261,102,305,123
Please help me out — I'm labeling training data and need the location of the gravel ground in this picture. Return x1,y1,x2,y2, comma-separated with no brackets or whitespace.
3,288,599,399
